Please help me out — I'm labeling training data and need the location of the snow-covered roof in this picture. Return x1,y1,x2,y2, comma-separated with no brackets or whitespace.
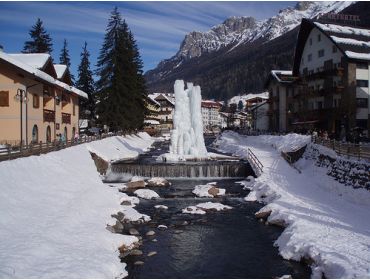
294,19,370,74
144,120,160,125
271,70,294,83
0,51,87,99
147,94,160,107
314,22,370,38
201,100,222,108
8,53,50,69
229,92,269,106
154,93,175,106
54,64,68,79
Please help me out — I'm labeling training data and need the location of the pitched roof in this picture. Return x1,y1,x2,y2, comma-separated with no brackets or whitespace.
8,53,50,69
293,19,370,74
0,51,87,99
53,64,68,79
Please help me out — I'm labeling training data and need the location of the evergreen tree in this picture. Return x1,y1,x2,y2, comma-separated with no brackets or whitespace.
23,18,53,54
59,39,75,84
76,42,95,120
95,7,147,132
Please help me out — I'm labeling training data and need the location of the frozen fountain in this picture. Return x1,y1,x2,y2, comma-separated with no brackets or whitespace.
109,80,254,178
161,80,208,161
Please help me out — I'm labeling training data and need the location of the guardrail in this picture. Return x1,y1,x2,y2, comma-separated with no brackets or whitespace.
0,132,123,162
312,136,370,161
247,148,263,176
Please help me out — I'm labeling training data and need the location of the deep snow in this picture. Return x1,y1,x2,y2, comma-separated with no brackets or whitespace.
215,131,370,279
0,133,154,278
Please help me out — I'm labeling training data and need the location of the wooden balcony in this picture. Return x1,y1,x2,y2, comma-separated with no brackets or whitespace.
43,109,55,123
62,113,71,124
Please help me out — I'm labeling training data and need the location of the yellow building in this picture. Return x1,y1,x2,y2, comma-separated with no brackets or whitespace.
0,51,87,146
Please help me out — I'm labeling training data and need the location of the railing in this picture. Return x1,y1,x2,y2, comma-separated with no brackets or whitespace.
312,136,370,161
0,132,123,162
247,148,263,176
62,113,71,124
43,109,55,122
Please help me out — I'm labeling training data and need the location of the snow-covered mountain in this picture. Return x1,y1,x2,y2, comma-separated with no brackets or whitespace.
145,1,361,100
175,1,355,61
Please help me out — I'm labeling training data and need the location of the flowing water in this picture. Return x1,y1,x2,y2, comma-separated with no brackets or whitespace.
112,137,311,278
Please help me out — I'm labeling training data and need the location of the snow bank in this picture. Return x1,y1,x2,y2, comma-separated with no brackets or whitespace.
215,131,370,278
120,193,140,206
119,206,151,223
154,204,168,210
86,133,154,162
182,206,206,215
0,133,155,278
134,189,159,200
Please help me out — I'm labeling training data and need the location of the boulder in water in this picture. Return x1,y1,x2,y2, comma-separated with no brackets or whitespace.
146,230,156,236
126,180,146,189
147,177,170,187
147,251,157,257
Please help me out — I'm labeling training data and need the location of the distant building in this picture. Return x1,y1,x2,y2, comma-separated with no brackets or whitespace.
292,19,370,138
0,51,87,146
201,100,222,132
243,92,269,129
149,93,175,129
265,70,297,132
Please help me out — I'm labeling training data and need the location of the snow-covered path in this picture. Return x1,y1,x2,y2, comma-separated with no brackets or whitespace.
215,131,370,278
0,133,154,278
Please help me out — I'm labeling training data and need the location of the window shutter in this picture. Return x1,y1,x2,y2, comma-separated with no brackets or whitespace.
0,91,9,107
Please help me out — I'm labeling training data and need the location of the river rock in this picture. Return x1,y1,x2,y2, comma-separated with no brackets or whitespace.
255,209,272,219
181,221,189,226
152,239,158,242
146,230,156,236
147,251,157,257
130,249,143,256
129,228,140,235
174,230,183,234
126,180,146,189
134,261,144,266
147,177,170,187
269,219,287,228
208,186,220,197
158,225,167,230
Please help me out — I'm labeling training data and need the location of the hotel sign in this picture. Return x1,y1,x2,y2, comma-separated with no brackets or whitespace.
324,13,360,22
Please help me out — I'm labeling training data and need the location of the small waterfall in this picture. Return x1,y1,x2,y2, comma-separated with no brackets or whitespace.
111,161,254,178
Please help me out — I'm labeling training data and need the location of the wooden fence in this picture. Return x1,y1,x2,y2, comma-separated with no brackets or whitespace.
312,136,370,161
0,132,122,162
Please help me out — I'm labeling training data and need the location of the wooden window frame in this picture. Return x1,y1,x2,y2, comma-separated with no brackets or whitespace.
0,91,9,107
33,94,40,108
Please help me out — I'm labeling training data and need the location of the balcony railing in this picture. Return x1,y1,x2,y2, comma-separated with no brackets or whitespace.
43,109,55,123
62,113,71,124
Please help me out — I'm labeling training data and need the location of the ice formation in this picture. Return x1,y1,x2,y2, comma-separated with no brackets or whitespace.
162,80,208,161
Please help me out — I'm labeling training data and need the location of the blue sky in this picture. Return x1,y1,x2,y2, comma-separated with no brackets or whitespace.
0,1,294,77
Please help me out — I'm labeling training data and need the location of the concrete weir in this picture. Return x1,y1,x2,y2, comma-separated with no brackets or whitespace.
111,160,254,178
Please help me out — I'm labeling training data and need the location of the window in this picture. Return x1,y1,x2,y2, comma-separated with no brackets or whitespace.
308,54,312,62
318,34,321,42
33,94,39,108
32,125,38,143
309,38,312,45
0,91,9,107
332,45,337,53
357,80,369,87
317,101,323,110
356,98,368,108
46,126,51,143
357,62,368,69
318,49,325,58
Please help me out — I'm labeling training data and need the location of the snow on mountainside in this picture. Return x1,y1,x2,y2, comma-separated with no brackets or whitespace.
170,1,355,61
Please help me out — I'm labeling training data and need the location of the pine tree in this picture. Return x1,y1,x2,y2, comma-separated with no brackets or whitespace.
59,39,75,84
23,18,53,54
95,7,147,132
76,42,95,120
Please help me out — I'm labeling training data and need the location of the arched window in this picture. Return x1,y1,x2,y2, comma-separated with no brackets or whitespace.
46,126,51,143
64,127,68,141
32,125,38,143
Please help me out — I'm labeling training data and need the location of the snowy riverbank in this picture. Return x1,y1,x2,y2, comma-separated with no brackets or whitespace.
214,131,370,279
0,133,155,278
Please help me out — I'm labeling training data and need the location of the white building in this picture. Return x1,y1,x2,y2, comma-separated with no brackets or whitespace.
201,100,222,131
